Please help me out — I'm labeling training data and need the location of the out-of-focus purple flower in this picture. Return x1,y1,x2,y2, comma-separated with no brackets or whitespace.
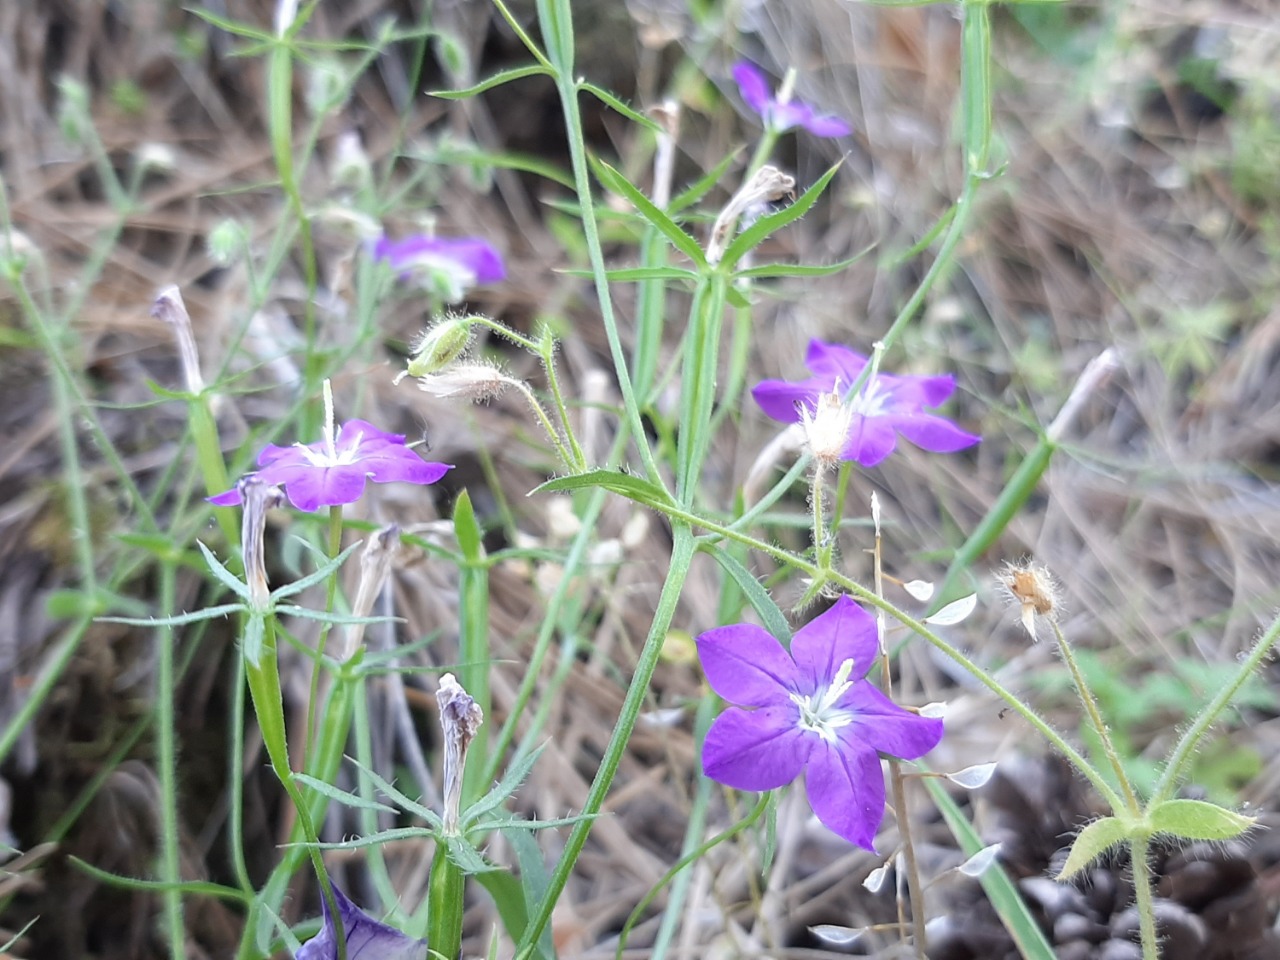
295,880,427,960
374,234,505,300
210,418,451,512
752,340,980,468
697,596,943,851
732,61,851,138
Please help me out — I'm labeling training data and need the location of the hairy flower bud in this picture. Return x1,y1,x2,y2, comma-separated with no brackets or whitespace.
402,315,477,380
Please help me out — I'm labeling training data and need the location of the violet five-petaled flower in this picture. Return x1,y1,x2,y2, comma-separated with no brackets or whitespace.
295,880,427,960
697,596,943,851
209,418,451,513
374,234,505,293
732,61,852,138
752,339,981,468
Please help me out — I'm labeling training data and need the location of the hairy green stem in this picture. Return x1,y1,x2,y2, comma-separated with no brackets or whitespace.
1051,622,1141,814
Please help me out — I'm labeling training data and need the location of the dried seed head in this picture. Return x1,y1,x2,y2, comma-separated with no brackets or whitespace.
799,389,854,465
997,560,1060,641
706,165,797,264
416,362,514,402
436,673,483,834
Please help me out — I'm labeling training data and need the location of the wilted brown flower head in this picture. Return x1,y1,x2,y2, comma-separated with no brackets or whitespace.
997,560,1060,642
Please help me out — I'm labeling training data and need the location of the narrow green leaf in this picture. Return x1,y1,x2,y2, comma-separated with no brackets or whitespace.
718,161,842,271
577,82,660,133
298,826,436,850
559,266,699,283
100,603,244,628
590,159,707,268
242,614,266,668
924,776,1057,960
197,540,250,599
70,857,250,901
669,150,741,214
464,745,544,827
453,489,484,564
1148,799,1255,841
703,546,791,644
430,64,553,99
187,7,274,42
292,774,397,814
271,606,392,627
733,250,869,280
346,757,444,827
534,469,675,511
270,542,362,600
1057,816,1130,880
473,868,543,958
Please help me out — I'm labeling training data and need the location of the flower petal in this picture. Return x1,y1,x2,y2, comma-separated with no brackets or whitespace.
257,462,368,512
887,413,980,454
337,419,404,453
751,376,828,423
839,682,945,760
804,340,867,384
702,703,810,791
801,112,852,138
790,596,879,690
881,371,957,408
296,880,427,960
374,235,505,285
731,61,772,115
804,737,885,851
841,415,898,467
358,448,453,486
258,442,308,468
697,623,799,706
207,487,244,506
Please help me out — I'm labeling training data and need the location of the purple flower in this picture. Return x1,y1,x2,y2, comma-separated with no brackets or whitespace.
374,234,505,299
210,418,451,512
732,61,851,138
295,880,427,960
752,340,980,468
697,596,943,851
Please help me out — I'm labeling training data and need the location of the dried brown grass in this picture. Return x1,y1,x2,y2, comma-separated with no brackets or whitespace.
2,0,1279,957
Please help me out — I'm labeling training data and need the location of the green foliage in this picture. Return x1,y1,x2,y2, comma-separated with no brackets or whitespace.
1035,648,1275,804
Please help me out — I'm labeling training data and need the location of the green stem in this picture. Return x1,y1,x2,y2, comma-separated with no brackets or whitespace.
1153,609,1280,803
1051,622,1141,814
539,338,588,470
155,563,185,959
243,614,346,960
811,461,831,570
1129,834,1160,960
427,840,465,960
551,62,661,483
515,527,696,957
266,34,319,382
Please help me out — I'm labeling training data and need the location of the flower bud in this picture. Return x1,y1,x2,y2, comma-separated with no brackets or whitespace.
404,315,477,379
207,219,248,266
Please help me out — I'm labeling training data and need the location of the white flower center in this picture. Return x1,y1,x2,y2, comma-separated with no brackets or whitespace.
296,378,360,467
790,657,857,743
847,377,890,417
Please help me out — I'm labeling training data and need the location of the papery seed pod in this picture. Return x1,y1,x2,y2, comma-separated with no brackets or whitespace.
996,559,1060,641
417,362,514,402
